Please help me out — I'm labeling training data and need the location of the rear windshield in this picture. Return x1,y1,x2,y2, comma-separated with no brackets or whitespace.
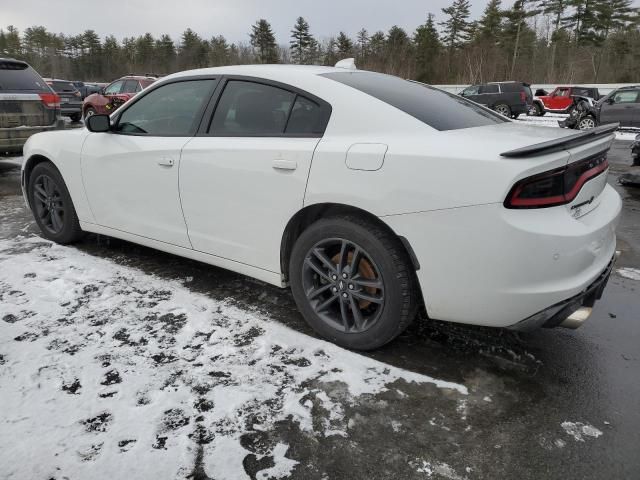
0,60,48,91
322,71,507,131
49,81,77,93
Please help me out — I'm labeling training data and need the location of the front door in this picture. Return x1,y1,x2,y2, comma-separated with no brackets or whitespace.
180,78,330,273
81,78,218,248
600,89,639,127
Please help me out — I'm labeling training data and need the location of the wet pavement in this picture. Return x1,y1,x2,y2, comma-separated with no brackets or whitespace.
1,141,639,479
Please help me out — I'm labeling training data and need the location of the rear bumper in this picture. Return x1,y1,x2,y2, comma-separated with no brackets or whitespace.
508,254,615,331
60,105,82,115
0,122,63,151
383,184,622,328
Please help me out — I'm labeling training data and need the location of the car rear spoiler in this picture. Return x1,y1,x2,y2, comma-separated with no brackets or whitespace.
500,123,619,158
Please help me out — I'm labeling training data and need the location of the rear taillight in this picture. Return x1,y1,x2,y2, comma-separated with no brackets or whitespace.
520,91,526,103
505,154,608,209
39,92,60,108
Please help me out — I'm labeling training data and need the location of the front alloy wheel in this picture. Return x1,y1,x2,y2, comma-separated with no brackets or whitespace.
32,174,65,235
578,116,596,130
28,162,83,244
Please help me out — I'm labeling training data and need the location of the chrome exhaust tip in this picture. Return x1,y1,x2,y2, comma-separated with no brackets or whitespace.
560,307,593,329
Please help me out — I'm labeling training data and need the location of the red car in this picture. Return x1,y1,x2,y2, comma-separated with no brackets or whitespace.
532,86,601,116
83,75,156,118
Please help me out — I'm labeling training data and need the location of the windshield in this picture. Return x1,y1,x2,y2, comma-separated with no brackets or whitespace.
322,71,507,131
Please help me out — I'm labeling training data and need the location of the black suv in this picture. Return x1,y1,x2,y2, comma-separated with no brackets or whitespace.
0,58,63,154
44,78,83,122
459,81,533,118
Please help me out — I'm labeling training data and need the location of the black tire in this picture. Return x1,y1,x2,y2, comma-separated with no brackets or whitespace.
512,113,520,119
70,113,82,123
493,103,511,117
28,162,83,244
289,215,418,350
84,107,97,120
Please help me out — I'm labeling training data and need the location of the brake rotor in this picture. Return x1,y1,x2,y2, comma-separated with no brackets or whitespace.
331,252,378,309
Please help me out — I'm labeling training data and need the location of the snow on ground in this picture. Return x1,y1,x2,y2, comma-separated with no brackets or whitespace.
0,235,466,480
560,422,603,442
0,156,23,168
515,113,639,141
616,267,640,281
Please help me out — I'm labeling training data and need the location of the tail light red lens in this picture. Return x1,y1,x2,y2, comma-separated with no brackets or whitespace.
505,154,608,209
39,92,61,108
520,91,526,103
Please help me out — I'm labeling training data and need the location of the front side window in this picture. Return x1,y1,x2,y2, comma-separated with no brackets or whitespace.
323,72,506,131
104,81,123,95
462,85,479,96
210,81,295,136
556,88,570,97
115,79,216,136
480,84,499,94
613,90,639,104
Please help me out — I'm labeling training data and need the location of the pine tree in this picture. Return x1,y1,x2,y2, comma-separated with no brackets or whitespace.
476,0,504,40
414,13,441,82
290,16,314,64
440,0,472,50
250,19,278,63
336,32,354,58
209,35,230,66
155,34,176,73
503,0,541,78
356,28,370,64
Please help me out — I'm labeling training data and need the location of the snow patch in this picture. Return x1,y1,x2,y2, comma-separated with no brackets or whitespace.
617,267,640,281
561,421,603,442
0,235,467,479
414,459,468,479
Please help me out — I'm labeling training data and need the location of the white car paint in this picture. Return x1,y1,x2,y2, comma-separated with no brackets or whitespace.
21,64,622,329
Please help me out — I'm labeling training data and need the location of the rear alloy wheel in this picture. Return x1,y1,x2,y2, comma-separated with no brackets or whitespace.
578,116,596,130
290,216,418,350
28,162,83,244
529,103,543,116
494,103,511,117
84,107,97,119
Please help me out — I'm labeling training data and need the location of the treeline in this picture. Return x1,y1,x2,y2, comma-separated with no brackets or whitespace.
1,0,639,84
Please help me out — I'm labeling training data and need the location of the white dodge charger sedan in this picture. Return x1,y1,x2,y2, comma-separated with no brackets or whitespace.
21,63,621,350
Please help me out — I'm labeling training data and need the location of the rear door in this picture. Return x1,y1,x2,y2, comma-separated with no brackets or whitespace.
180,78,331,272
600,89,639,127
479,83,500,107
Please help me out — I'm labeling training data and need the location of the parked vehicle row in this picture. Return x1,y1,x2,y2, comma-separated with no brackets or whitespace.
0,58,63,153
21,64,621,350
560,86,640,130
459,81,533,119
531,86,602,116
82,74,157,118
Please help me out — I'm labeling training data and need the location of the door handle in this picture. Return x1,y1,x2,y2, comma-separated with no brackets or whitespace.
158,157,175,167
272,159,297,171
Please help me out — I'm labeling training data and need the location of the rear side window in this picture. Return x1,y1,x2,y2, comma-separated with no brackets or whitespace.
0,60,48,91
322,72,506,131
285,96,326,134
210,81,295,136
122,80,139,94
500,83,519,93
50,81,77,93
115,79,216,136
479,84,499,94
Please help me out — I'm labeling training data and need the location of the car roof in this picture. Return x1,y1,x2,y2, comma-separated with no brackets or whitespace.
164,64,347,82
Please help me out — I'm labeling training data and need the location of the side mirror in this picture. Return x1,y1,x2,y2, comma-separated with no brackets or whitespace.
86,114,111,133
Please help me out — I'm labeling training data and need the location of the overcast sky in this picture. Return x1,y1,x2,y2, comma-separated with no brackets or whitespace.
2,0,520,43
